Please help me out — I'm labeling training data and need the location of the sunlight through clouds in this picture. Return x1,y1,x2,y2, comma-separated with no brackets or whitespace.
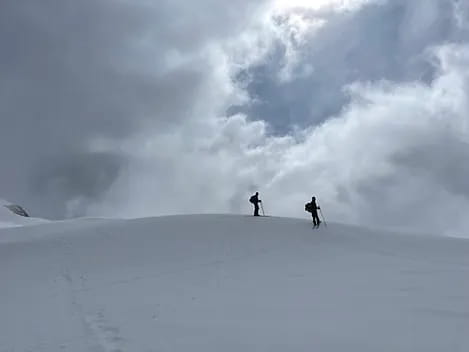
1,0,469,237
273,0,378,11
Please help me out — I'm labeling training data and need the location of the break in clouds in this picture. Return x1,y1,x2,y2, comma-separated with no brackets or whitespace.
1,0,469,236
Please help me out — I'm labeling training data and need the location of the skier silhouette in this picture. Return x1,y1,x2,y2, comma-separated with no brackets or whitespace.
249,192,262,216
305,196,321,227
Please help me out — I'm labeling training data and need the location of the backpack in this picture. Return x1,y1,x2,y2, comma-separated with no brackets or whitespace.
305,202,312,212
249,195,256,204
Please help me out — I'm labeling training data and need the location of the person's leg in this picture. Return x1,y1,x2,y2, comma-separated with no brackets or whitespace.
313,213,320,226
254,204,259,216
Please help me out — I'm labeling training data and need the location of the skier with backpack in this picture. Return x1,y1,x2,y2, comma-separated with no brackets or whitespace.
249,192,262,216
305,196,321,227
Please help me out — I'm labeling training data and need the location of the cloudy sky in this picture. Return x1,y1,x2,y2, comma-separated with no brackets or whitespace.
1,0,469,235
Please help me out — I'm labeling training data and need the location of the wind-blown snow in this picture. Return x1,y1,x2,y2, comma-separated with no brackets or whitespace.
1,215,468,351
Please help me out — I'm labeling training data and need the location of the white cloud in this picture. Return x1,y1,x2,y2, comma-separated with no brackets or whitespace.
73,2,469,237
273,0,380,12
89,41,469,236
2,0,469,238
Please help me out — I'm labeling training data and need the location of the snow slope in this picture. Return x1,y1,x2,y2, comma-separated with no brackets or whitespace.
1,215,469,352
0,199,48,228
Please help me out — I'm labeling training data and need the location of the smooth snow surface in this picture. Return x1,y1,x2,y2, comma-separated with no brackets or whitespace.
1,215,469,351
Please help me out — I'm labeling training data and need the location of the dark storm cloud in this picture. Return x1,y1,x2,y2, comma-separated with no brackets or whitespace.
30,152,125,218
0,0,264,218
392,137,469,198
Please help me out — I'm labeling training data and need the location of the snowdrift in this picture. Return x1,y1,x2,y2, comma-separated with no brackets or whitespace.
1,214,468,351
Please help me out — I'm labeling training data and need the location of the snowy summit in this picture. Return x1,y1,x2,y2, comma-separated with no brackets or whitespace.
1,213,468,351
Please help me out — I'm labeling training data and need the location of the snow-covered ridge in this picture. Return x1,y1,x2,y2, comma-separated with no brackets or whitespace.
0,198,48,228
1,214,468,351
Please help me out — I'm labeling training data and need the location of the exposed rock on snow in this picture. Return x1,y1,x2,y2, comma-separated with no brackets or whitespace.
4,204,30,217
0,198,47,228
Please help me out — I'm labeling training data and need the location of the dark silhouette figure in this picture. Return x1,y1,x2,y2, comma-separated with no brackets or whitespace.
305,196,321,226
249,192,262,216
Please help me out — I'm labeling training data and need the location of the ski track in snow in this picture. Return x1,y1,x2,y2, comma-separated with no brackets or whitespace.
84,312,126,352
55,229,127,352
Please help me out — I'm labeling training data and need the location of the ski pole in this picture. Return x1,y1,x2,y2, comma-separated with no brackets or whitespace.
318,206,327,227
260,201,265,216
